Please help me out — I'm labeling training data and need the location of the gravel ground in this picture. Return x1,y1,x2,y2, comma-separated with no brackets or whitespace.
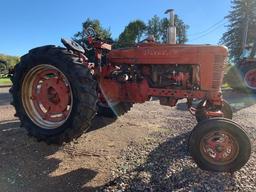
103,100,256,192
1,87,256,191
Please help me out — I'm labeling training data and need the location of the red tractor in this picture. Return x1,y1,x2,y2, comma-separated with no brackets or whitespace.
10,24,251,172
237,41,256,91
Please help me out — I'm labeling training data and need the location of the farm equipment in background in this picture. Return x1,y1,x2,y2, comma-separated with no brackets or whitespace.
10,10,251,172
0,60,8,78
237,40,256,92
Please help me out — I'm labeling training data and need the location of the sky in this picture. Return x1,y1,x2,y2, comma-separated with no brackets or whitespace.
0,0,232,56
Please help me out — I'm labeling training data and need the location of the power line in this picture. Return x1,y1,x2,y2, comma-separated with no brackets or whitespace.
188,18,226,37
189,22,228,41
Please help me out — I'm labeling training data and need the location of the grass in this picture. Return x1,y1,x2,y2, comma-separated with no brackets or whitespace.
0,77,12,85
222,83,231,89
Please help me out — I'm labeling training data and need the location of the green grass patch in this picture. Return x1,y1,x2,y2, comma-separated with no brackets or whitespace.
222,83,231,89
0,77,12,85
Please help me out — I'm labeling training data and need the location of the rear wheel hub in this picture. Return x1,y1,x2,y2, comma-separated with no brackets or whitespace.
22,65,73,129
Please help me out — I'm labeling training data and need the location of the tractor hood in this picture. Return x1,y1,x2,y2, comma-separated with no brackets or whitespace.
108,43,228,65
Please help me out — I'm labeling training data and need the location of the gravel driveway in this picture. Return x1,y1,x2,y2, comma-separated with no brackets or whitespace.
103,103,256,191
0,87,256,192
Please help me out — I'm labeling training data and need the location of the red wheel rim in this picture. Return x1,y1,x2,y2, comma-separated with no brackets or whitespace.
244,69,256,90
200,130,239,165
21,65,73,129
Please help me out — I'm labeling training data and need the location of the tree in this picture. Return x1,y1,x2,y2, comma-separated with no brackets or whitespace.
147,15,162,42
116,15,189,47
175,15,189,44
147,15,189,44
74,15,189,49
0,54,19,69
117,20,147,47
73,18,112,44
220,0,256,62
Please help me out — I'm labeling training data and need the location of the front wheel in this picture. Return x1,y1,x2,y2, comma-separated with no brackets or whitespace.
10,46,97,144
189,118,251,172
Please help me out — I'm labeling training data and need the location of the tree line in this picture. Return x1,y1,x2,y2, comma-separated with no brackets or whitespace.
1,0,255,69
0,54,19,67
74,0,256,62
73,14,189,48
0,54,19,77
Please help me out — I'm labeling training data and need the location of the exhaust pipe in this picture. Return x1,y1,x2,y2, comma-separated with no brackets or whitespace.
165,9,176,44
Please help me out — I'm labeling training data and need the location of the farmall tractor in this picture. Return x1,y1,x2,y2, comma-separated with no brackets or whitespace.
10,11,251,172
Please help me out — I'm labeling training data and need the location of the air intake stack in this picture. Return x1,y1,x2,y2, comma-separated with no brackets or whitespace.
165,9,176,44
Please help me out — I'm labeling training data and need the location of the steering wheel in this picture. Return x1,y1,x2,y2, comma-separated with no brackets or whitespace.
139,35,156,44
85,26,97,39
61,38,85,53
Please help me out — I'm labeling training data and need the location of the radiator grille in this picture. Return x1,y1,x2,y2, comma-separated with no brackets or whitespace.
212,55,226,89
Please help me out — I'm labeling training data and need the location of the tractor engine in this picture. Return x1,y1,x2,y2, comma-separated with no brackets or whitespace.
150,64,199,90
108,65,143,83
107,43,227,93
107,64,200,90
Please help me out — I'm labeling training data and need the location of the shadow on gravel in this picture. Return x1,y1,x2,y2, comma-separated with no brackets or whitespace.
0,120,100,192
0,91,12,106
0,120,20,130
141,132,236,191
90,115,117,132
105,132,237,191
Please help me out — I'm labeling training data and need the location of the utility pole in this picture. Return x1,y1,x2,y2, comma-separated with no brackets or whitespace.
242,13,249,49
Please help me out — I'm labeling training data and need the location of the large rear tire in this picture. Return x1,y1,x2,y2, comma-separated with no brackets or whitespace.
189,118,251,172
10,45,97,144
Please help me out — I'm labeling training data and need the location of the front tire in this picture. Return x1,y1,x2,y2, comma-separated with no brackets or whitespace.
189,118,251,172
10,45,97,144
